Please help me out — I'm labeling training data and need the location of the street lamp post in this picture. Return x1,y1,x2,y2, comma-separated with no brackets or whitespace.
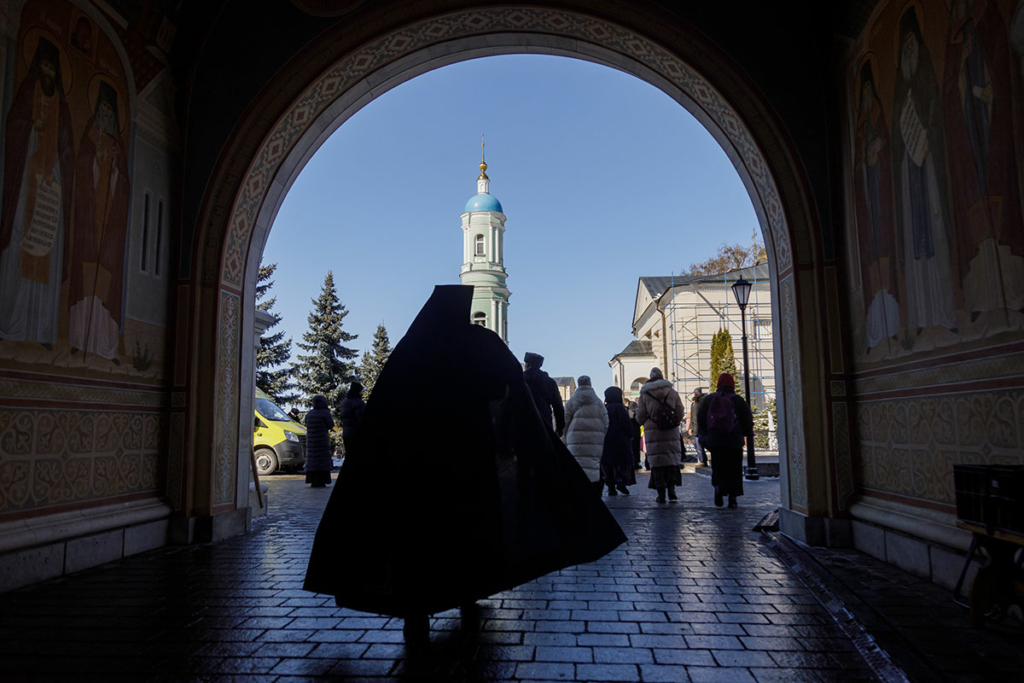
730,277,760,481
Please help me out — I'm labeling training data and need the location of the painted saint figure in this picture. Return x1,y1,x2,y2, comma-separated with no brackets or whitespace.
68,81,129,363
891,8,958,335
0,37,75,347
853,60,901,349
943,0,1024,321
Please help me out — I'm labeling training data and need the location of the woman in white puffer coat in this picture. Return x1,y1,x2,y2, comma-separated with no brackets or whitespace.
563,375,609,492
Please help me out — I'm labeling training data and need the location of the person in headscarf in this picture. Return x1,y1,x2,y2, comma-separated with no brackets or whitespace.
304,286,626,642
563,375,608,492
697,373,754,508
635,367,685,503
523,351,565,437
303,394,334,488
338,381,365,456
601,386,636,496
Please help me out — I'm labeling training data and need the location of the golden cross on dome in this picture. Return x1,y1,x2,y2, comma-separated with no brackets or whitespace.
478,133,489,179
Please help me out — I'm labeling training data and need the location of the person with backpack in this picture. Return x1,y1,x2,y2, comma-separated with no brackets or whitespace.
697,373,754,508
635,367,685,503
563,375,609,493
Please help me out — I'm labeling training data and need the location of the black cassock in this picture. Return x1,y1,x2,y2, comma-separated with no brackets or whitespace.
304,285,626,617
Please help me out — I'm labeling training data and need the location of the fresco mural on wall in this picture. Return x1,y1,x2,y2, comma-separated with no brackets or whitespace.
0,0,168,380
846,0,1024,363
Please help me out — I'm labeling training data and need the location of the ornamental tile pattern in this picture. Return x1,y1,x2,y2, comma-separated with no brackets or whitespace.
779,276,806,509
0,409,164,514
166,413,185,510
832,402,853,511
854,389,1024,506
214,291,241,506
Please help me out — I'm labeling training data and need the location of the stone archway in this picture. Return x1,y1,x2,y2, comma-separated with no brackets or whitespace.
179,5,838,540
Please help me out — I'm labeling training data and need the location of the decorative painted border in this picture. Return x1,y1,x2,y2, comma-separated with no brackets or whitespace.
853,353,1024,396
218,7,793,289
0,378,168,408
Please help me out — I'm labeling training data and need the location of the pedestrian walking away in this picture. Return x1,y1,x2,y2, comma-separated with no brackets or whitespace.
339,381,366,457
523,351,566,437
601,386,636,496
303,394,335,488
697,372,754,508
635,367,685,503
303,286,626,644
627,399,643,469
688,387,708,466
563,375,609,494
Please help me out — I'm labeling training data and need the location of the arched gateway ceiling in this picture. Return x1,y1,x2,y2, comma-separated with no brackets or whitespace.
179,3,833,526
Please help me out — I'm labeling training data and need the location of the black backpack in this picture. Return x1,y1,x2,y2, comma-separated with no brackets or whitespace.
650,395,681,430
706,393,739,435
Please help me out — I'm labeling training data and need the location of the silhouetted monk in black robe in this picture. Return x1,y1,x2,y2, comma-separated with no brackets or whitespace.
304,285,626,640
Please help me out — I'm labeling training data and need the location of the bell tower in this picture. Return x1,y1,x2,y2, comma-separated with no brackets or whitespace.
459,136,510,343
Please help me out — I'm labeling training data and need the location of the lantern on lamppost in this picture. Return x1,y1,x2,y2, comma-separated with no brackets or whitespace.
730,277,759,481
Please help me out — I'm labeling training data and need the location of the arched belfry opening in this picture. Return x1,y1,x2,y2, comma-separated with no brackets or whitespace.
181,6,838,546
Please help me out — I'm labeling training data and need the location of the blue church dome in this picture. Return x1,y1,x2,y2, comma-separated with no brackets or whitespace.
464,193,503,213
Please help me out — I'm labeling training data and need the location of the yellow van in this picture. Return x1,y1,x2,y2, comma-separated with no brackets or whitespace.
253,388,306,475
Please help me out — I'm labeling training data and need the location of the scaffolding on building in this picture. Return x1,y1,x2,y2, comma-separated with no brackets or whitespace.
662,263,775,412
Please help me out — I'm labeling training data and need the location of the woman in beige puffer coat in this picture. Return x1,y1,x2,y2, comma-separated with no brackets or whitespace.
636,367,685,503
563,375,609,491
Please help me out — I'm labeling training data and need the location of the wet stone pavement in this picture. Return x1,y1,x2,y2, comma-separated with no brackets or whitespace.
0,469,1021,682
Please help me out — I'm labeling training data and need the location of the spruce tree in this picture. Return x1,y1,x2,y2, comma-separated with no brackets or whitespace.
255,262,298,406
358,323,392,397
294,271,359,422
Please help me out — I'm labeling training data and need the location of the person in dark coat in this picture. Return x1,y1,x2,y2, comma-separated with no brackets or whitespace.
523,352,566,437
697,373,754,508
338,382,365,457
601,386,636,496
304,286,626,642
303,395,335,488
627,400,642,469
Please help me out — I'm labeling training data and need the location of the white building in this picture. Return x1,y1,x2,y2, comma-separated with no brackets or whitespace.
459,142,509,342
609,263,775,410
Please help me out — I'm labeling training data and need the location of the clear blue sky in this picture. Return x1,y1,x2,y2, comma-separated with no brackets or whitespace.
263,55,758,391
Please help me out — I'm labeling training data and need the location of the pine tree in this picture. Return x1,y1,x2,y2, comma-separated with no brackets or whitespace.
709,328,739,393
255,262,298,405
294,271,359,423
358,323,392,397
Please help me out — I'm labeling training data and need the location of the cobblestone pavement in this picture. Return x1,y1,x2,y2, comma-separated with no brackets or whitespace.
0,470,1021,682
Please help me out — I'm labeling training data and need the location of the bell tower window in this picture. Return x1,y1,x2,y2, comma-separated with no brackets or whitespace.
473,312,487,326
475,234,485,256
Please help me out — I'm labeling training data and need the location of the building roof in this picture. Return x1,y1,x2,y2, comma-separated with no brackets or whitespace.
614,339,653,357
464,193,503,213
640,263,769,295
552,376,575,386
